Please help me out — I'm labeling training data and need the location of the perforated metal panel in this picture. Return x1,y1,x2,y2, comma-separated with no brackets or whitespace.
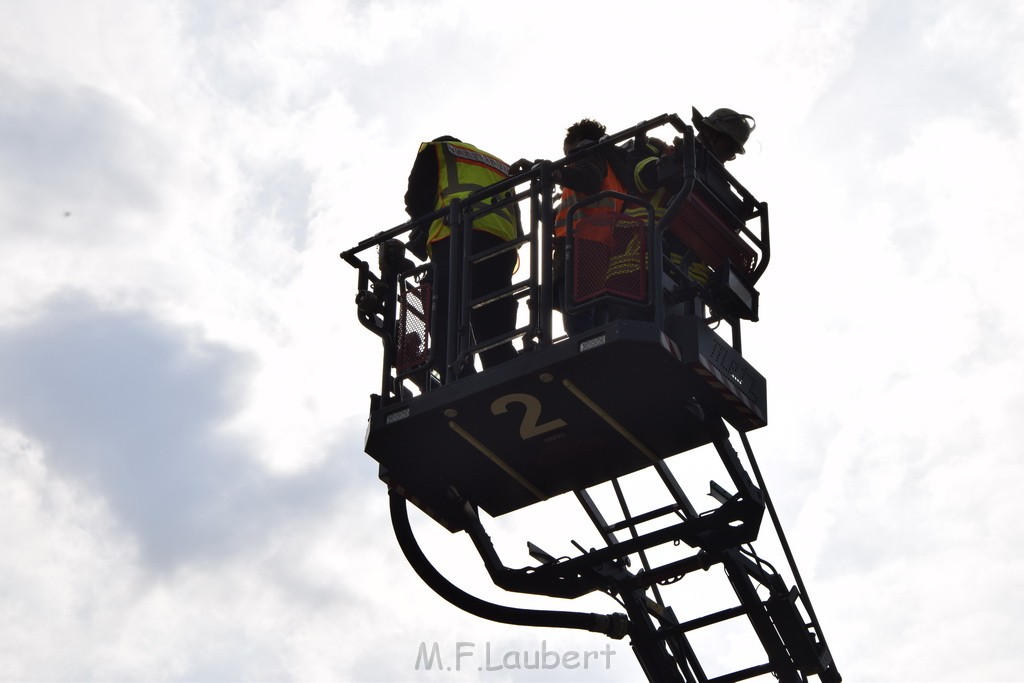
572,213,647,304
395,279,431,372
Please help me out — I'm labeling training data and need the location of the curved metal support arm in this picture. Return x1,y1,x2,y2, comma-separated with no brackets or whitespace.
389,488,629,639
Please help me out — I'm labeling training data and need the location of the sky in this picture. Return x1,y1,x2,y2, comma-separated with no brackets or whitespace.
2,0,1023,681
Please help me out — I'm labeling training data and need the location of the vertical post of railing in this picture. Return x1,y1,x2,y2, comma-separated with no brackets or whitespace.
444,198,464,384
380,248,400,404
525,175,541,349
538,162,555,347
456,199,475,378
648,206,665,331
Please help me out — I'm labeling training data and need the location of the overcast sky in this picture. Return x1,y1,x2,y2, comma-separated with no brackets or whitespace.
2,1,1023,681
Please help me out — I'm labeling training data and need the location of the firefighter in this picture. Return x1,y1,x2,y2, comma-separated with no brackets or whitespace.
693,107,756,163
549,119,638,336
630,107,757,288
404,137,519,380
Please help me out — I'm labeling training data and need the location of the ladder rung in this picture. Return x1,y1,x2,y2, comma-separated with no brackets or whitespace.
707,662,775,683
658,604,748,639
605,503,686,533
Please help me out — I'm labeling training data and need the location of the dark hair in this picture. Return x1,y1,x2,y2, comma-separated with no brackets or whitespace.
564,118,606,147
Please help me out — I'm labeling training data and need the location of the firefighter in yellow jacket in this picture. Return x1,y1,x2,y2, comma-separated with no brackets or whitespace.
404,137,519,379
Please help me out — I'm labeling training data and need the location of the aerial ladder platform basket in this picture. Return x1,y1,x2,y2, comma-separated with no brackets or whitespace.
340,113,840,682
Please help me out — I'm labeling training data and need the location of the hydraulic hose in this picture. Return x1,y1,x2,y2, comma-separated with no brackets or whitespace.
388,488,629,639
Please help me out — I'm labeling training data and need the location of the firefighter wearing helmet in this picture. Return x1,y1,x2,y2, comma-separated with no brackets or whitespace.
692,107,756,162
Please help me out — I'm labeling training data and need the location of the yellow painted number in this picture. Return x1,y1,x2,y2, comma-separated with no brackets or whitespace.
490,393,567,440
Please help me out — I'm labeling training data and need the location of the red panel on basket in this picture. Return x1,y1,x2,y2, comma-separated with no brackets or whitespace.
669,193,757,274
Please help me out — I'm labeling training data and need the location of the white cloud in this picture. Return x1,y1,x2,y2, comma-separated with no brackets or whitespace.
3,0,1024,680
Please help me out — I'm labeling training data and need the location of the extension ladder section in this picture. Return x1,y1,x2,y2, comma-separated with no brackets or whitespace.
560,420,839,682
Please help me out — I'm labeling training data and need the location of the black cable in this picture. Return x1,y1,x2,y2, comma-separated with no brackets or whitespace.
388,488,629,639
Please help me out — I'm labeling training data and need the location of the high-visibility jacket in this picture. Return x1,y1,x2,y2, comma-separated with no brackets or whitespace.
422,141,518,252
628,150,703,274
553,162,628,238
627,152,670,223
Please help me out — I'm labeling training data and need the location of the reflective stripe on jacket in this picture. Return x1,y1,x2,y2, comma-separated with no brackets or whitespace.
626,153,670,223
606,232,644,279
425,141,517,249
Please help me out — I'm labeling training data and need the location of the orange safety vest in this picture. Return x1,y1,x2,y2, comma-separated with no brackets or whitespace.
553,163,628,238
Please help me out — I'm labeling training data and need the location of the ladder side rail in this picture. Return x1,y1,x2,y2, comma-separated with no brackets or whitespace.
571,553,690,683
575,489,623,547
591,559,688,683
652,459,700,519
705,419,764,508
719,548,803,683
622,595,688,683
609,477,667,607
738,431,841,682
657,606,708,683
634,591,708,683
